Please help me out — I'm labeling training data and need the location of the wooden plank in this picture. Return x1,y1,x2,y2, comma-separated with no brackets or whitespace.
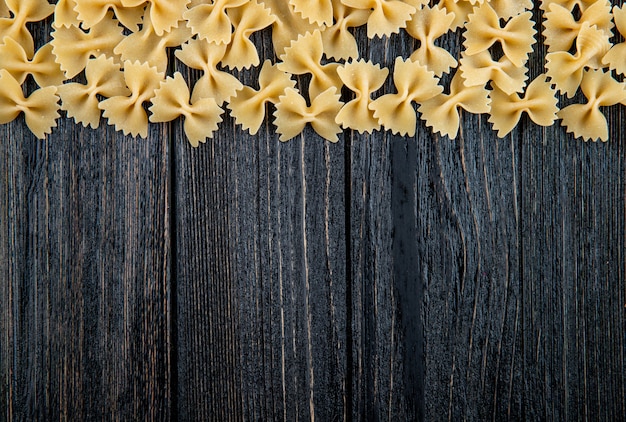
520,91,626,421
173,60,348,420
0,97,172,418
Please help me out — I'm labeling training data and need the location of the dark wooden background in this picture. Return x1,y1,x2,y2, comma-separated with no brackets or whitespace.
1,4,625,421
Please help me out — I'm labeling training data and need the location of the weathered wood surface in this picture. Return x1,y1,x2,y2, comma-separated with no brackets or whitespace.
2,5,625,421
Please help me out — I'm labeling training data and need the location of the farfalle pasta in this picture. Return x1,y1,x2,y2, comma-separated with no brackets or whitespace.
488,74,559,137
0,69,59,139
274,87,343,142
228,60,295,135
336,60,389,133
545,22,611,98
369,57,442,136
278,30,343,99
405,6,457,76
99,60,164,137
463,2,536,67
558,69,626,142
602,5,626,75
418,70,491,139
1,0,626,143
57,55,129,129
149,72,224,147
0,0,54,57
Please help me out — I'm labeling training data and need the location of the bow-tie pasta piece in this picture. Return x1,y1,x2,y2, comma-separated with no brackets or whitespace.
418,70,491,139
114,5,191,73
0,69,59,139
543,1,613,53
274,87,344,142
228,60,296,135
0,37,64,87
58,55,130,128
488,74,558,137
336,60,389,133
149,72,224,147
405,6,457,76
558,68,626,141
291,0,333,26
184,0,247,45
0,1,8,17
263,0,319,55
53,0,80,28
51,12,124,78
74,0,144,31
175,38,243,105
602,5,626,75
546,22,610,98
341,0,417,38
369,57,442,136
99,61,164,138
121,0,190,36
0,0,54,57
278,30,343,99
459,50,528,95
464,3,536,67
320,2,370,61
221,0,276,70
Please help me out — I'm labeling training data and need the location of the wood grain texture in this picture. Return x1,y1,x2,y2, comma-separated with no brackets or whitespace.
173,55,348,420
0,19,172,418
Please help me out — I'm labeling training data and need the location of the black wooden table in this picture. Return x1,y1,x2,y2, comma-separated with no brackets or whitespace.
1,5,625,421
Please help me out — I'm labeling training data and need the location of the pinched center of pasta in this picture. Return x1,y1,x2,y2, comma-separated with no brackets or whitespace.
0,0,625,142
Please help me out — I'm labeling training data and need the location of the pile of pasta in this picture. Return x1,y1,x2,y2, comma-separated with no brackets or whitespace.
1,0,625,144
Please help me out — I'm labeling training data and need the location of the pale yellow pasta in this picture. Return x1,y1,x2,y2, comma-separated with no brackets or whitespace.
545,22,610,98
418,70,491,139
369,57,442,136
121,0,190,36
291,0,334,26
543,1,613,53
0,69,59,139
0,0,55,58
602,5,626,75
459,50,528,95
558,68,626,142
264,0,319,56
51,12,124,78
437,0,473,30
490,0,533,20
114,6,191,73
278,30,343,99
274,87,343,142
99,61,164,138
175,38,243,104
321,1,370,60
488,74,558,137
336,60,389,133
221,0,275,70
464,3,536,67
74,0,144,31
57,55,129,128
0,37,64,87
405,6,456,76
184,0,247,45
0,1,8,18
53,0,80,28
341,0,416,38
149,72,224,147
228,60,296,135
